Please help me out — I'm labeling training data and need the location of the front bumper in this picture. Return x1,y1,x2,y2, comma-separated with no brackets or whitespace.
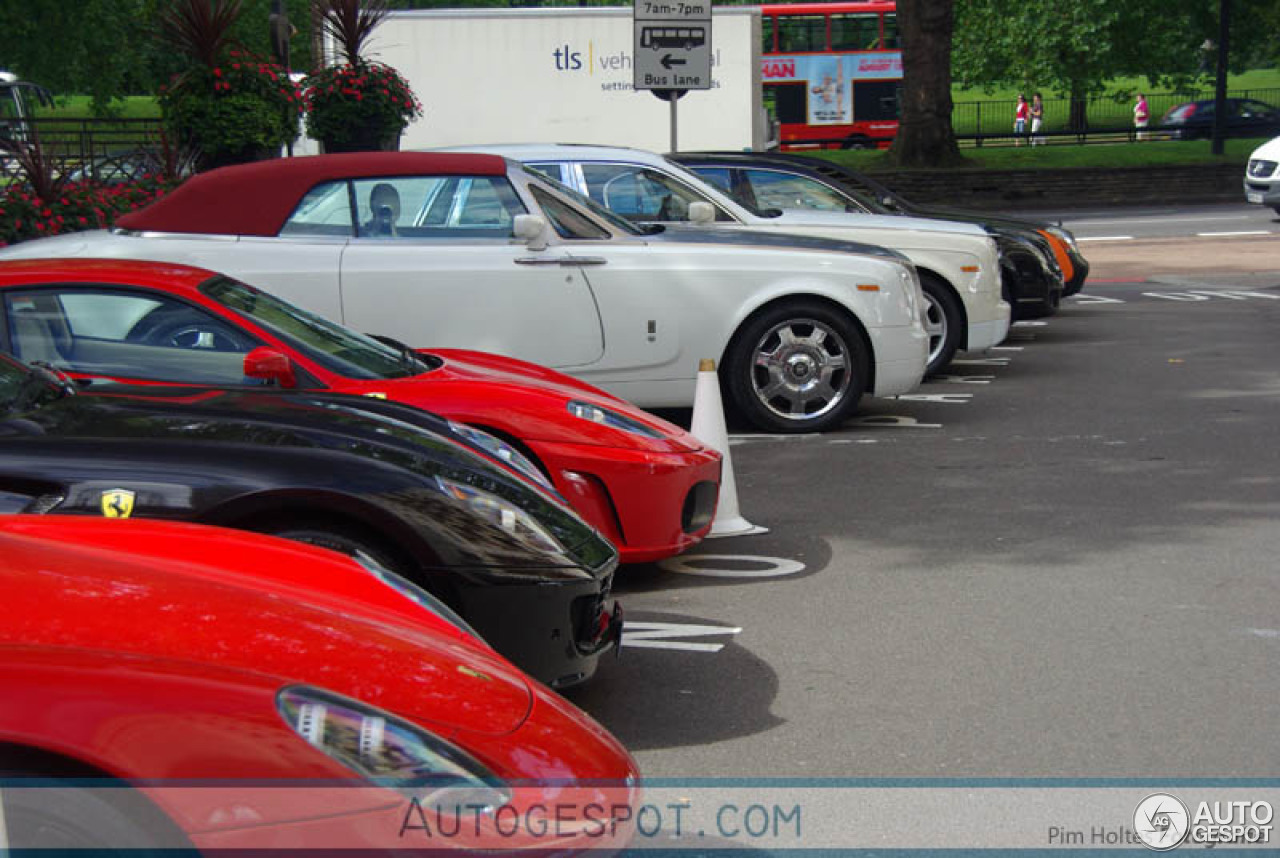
1001,253,1064,319
1244,177,1280,208
534,439,723,564
444,561,621,688
966,301,1011,352
868,323,929,397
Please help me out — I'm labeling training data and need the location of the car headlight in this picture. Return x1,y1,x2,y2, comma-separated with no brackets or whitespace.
277,686,510,811
355,555,483,641
1046,225,1080,254
435,475,575,561
566,400,664,439
448,421,554,491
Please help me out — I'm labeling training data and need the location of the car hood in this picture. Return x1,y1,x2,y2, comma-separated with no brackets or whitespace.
642,224,913,264
0,517,535,736
1,379,608,564
761,208,990,237
1250,135,1280,161
411,348,706,452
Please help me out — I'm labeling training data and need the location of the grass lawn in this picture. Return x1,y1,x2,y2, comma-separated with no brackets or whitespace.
36,95,161,120
811,137,1271,172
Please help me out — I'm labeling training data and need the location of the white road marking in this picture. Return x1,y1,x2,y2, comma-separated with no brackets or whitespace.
1144,292,1212,301
1078,235,1135,242
1069,294,1126,304
621,621,742,653
952,357,1011,366
849,415,943,429
931,374,994,384
1012,320,1048,327
829,438,880,444
892,393,973,403
992,346,1024,351
657,554,806,578
1195,230,1271,237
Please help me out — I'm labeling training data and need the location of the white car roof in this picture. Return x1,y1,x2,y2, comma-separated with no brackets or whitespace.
437,143,987,238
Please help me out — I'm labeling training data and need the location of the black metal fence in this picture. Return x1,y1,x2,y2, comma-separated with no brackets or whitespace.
1,117,164,183
953,87,1280,147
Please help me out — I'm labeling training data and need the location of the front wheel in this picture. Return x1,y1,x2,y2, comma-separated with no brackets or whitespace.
724,301,866,434
920,276,963,376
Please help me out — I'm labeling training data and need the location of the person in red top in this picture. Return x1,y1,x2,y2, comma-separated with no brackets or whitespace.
1134,93,1150,141
1014,94,1030,145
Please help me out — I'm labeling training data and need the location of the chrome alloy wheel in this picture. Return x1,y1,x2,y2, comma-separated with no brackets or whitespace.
750,317,853,422
921,291,947,367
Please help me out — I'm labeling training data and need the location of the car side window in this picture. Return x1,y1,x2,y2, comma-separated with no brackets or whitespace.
741,168,867,213
579,163,717,222
353,175,528,238
4,288,259,386
528,187,610,240
280,181,355,237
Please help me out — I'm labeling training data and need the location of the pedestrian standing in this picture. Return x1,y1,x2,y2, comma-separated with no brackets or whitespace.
1014,94,1029,145
1134,93,1150,141
1030,93,1045,146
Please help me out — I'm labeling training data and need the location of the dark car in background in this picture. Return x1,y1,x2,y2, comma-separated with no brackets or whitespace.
671,150,1089,312
0,353,620,687
1161,98,1280,141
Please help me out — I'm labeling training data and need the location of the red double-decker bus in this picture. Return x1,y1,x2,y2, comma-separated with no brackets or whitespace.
761,1,901,149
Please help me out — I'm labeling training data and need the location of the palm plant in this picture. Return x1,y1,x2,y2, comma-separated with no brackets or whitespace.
313,0,391,67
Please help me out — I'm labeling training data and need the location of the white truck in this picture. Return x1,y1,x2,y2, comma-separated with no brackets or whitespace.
371,6,767,153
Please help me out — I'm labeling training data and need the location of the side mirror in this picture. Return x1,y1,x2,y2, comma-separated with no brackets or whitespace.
243,347,296,388
513,214,548,250
687,201,715,225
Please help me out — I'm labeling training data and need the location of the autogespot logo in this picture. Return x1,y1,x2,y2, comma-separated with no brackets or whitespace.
1134,793,1190,851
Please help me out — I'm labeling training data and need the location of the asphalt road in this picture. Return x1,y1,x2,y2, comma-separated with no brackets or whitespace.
564,203,1280,781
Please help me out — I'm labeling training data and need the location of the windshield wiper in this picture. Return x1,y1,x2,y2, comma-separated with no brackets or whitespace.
365,334,427,375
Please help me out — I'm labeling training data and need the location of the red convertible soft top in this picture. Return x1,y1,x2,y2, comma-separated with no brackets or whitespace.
115,152,511,237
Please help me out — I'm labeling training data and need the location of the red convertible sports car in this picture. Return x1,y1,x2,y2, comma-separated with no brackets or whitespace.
0,257,721,563
0,516,638,852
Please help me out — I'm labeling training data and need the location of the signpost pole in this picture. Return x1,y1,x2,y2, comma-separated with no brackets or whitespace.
633,0,712,152
671,96,678,152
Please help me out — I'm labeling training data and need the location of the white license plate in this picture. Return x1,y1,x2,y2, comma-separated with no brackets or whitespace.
1247,191,1264,203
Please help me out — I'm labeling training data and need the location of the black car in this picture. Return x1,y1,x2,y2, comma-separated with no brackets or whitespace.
1161,98,1280,141
0,353,620,688
672,151,1089,313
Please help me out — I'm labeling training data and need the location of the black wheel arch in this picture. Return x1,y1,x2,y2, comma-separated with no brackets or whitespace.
198,489,437,577
915,267,970,349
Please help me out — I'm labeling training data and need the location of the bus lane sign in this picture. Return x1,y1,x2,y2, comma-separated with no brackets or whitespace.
634,1,713,91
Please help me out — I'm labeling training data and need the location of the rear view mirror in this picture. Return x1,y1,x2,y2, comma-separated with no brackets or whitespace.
513,214,548,250
688,201,715,225
243,347,296,388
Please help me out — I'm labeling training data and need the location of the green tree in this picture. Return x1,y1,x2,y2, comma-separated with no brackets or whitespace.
953,0,1278,130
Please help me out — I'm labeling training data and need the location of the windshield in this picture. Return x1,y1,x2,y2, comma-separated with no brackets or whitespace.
201,277,432,380
516,164,650,236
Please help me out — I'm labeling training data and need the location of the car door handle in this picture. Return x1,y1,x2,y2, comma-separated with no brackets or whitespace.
515,256,608,267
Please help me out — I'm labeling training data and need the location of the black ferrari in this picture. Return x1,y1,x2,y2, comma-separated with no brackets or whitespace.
0,353,620,688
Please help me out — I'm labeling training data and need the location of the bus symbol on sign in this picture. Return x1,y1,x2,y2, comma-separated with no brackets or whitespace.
640,26,706,51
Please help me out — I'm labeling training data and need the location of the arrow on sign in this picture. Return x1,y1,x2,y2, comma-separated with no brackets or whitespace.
660,54,687,69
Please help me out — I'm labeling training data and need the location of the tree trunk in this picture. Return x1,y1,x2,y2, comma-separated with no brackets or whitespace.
886,0,963,167
1068,80,1088,133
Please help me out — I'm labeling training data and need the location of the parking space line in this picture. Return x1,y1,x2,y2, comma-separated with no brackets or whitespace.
1078,235,1135,242
1195,231,1271,237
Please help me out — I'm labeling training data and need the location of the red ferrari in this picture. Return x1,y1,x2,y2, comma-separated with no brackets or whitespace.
0,516,639,852
0,257,721,563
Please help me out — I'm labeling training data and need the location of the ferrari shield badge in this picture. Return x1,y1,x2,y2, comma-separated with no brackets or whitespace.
100,489,136,519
